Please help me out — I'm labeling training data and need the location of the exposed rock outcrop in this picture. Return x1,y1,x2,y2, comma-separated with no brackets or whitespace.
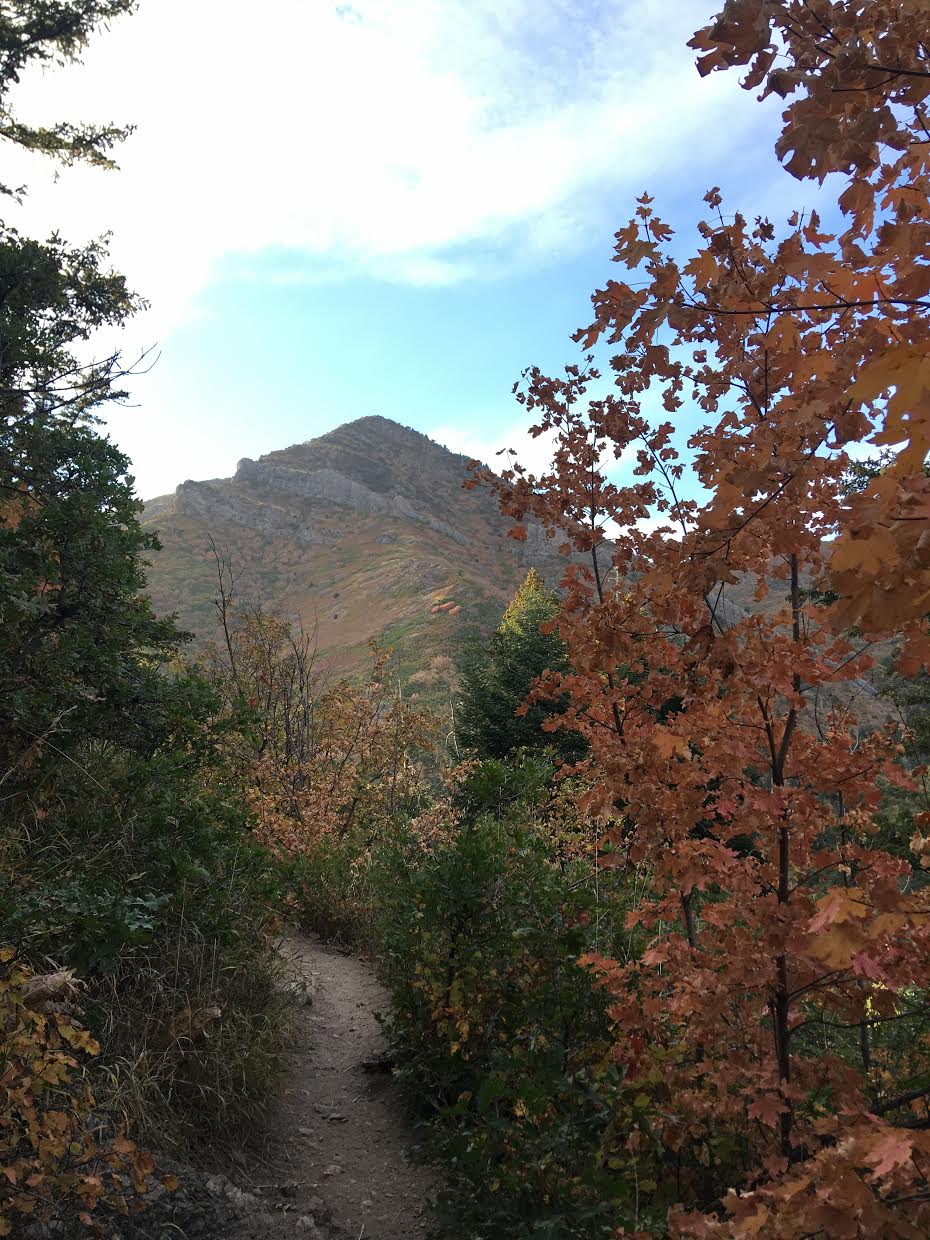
233,458,467,544
175,479,334,546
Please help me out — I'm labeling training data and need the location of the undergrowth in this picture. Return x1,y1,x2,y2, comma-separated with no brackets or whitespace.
293,754,666,1238
377,815,661,1238
90,930,292,1155
1,705,291,1165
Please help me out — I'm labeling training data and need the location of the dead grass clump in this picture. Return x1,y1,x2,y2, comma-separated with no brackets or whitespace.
89,932,294,1157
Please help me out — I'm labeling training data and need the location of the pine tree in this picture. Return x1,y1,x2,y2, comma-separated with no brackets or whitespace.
456,569,582,762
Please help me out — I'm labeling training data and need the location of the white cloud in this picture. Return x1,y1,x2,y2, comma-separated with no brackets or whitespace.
432,416,675,544
7,0,761,341
431,411,637,480
431,417,560,477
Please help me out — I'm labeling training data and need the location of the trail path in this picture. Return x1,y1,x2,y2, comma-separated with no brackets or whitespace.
50,936,437,1240
237,934,437,1239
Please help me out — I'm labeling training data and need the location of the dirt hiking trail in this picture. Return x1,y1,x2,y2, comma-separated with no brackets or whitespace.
252,933,437,1238
110,934,437,1240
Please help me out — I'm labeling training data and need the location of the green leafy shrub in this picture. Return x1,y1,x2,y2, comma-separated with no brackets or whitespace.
376,813,666,1238
291,827,382,949
0,713,290,1149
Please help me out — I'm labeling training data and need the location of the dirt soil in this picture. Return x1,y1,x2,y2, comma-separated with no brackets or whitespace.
61,935,437,1240
247,934,437,1239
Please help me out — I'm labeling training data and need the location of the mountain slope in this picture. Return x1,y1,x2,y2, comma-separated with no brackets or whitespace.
140,415,887,723
140,416,539,680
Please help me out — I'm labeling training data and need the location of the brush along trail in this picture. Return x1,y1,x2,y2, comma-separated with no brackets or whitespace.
113,935,436,1240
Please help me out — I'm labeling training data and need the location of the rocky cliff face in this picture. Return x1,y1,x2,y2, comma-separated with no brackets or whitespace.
152,417,511,545
173,477,336,546
141,416,542,677
230,458,467,544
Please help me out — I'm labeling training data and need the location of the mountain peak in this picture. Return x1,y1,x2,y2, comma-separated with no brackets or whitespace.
257,415,467,472
238,416,473,506
141,416,531,679
320,413,426,441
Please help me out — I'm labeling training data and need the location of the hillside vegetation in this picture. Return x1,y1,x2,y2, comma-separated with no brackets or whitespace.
5,3,930,1240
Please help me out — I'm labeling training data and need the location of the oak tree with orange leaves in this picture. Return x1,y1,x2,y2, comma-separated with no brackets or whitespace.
470,3,930,1234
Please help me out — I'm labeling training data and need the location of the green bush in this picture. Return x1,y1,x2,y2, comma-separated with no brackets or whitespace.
376,812,665,1238
291,826,382,950
0,674,290,1149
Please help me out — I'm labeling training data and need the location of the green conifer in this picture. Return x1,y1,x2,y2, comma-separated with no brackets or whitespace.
456,569,583,762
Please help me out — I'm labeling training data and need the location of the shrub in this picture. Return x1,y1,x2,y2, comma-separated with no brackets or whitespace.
290,827,382,950
0,696,290,1151
376,813,665,1238
0,948,157,1236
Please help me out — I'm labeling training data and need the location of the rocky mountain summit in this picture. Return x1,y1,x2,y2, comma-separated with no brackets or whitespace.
141,416,544,677
173,417,495,548
142,415,886,716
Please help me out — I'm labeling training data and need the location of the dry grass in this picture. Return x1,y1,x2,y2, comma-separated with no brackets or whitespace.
89,931,295,1158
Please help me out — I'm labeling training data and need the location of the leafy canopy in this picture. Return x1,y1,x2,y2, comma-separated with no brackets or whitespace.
0,1,136,198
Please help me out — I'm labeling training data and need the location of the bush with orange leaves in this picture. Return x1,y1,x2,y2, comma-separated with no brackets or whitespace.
201,595,439,865
0,948,161,1237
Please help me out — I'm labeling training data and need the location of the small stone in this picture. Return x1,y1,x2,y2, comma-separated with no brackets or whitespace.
322,1163,342,1178
313,1103,347,1122
298,1126,314,1137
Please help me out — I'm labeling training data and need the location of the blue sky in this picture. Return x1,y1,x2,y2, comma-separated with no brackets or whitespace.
10,0,812,500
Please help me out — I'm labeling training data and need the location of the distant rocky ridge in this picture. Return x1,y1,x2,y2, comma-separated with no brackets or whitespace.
229,458,466,544
141,416,549,679
151,417,532,553
140,415,885,718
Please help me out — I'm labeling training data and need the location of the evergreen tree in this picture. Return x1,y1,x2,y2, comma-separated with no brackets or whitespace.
456,569,582,762
0,221,174,778
0,1,136,199
0,0,270,975
0,12,284,1214
0,2,175,781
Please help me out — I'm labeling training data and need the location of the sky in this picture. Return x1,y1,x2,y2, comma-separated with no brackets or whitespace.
9,0,812,500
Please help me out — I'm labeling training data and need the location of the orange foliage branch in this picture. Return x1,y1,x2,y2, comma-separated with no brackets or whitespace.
470,3,930,1233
